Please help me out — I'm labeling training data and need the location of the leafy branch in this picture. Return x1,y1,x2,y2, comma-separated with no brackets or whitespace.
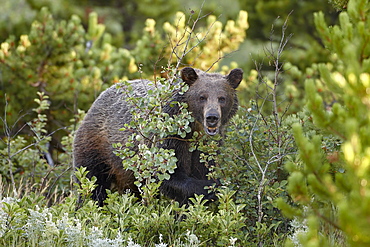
0,92,65,194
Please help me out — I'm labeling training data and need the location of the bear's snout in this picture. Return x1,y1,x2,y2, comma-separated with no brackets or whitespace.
205,110,220,135
206,113,219,126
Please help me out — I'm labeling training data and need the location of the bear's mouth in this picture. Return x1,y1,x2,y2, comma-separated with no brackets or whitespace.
205,126,218,136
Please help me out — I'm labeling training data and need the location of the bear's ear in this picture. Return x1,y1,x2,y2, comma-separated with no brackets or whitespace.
226,68,243,89
181,67,198,86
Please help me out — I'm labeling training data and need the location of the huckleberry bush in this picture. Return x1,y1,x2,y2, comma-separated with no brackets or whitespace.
113,68,193,201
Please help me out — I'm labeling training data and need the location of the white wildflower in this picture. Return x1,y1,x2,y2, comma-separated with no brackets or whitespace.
44,212,58,236
126,237,142,247
228,237,238,247
57,213,85,244
23,206,48,238
0,208,7,238
0,197,19,206
288,218,308,247
86,226,125,247
155,233,167,247
185,230,200,246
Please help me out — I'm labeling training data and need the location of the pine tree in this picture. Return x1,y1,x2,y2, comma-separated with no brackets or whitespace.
0,8,137,135
278,0,370,246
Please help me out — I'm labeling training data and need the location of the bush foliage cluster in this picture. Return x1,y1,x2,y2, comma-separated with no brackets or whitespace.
1,0,369,246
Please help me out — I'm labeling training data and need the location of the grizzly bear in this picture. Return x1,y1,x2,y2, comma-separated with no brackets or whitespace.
73,67,243,206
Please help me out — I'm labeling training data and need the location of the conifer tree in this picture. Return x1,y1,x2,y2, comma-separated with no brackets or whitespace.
278,0,370,246
0,8,137,135
0,7,248,147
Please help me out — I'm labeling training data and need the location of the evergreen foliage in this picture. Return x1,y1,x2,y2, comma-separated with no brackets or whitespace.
0,6,247,157
0,7,137,141
278,0,370,246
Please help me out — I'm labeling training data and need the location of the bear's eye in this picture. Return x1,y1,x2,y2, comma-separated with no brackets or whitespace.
218,97,226,103
199,96,207,102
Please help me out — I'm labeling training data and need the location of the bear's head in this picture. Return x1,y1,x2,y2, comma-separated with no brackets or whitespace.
181,67,243,136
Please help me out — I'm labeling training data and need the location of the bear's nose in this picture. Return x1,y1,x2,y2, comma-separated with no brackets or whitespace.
206,113,219,127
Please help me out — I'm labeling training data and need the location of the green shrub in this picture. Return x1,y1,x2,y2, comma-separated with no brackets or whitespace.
0,167,248,246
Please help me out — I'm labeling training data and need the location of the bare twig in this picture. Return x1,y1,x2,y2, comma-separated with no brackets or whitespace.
167,9,212,76
165,1,235,80
249,13,294,247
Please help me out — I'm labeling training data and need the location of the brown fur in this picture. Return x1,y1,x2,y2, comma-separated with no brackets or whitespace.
73,68,243,205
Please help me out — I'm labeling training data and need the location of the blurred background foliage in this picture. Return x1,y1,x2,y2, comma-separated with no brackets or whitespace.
0,0,249,139
0,0,341,135
1,0,340,69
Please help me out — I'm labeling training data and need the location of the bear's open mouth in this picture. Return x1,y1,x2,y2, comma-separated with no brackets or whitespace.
206,127,218,136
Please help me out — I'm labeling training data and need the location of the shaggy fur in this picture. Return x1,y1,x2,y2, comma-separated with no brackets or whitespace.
73,67,243,205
